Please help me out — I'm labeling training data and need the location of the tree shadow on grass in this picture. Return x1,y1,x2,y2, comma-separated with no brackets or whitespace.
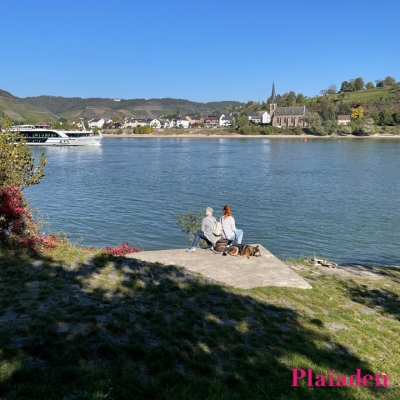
0,246,397,399
340,277,400,321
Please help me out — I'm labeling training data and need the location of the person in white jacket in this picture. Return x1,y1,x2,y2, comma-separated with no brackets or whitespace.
221,204,243,244
186,207,221,252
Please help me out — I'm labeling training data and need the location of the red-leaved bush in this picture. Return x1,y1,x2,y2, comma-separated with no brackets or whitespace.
41,234,63,249
0,186,38,247
103,242,140,256
0,186,48,251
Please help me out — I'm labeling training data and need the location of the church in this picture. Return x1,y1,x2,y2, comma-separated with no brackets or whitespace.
269,83,308,128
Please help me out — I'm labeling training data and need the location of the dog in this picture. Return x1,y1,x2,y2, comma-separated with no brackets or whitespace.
223,244,261,259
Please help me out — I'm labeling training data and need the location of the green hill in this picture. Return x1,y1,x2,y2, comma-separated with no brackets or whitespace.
0,89,245,123
23,95,245,120
0,90,58,122
331,86,400,103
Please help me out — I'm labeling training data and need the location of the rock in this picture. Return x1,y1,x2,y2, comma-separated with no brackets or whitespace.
326,322,350,332
0,311,19,323
275,323,291,332
26,281,41,291
32,260,43,270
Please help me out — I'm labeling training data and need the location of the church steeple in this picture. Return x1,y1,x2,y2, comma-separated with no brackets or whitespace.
271,81,277,104
270,82,277,118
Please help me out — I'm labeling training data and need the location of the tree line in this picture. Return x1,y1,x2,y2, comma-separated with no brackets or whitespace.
321,76,397,94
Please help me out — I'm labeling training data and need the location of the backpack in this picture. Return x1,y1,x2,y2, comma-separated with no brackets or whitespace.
213,218,223,236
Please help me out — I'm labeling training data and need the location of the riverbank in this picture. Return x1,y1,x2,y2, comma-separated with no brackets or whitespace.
102,131,400,139
0,241,399,399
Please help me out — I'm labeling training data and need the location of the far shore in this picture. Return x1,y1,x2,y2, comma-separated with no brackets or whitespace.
102,132,400,139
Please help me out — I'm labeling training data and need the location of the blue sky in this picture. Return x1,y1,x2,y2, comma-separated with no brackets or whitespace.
1,0,399,103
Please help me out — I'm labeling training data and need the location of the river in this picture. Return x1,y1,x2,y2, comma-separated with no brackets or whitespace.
25,137,400,265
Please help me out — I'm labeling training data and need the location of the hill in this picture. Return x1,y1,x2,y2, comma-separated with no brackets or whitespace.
331,86,400,104
0,89,245,123
23,95,245,120
0,90,58,122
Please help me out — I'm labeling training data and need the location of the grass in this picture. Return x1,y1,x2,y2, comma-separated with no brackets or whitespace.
0,242,399,399
330,87,400,103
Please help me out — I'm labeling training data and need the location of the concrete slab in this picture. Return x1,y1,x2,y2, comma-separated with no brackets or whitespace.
126,245,311,290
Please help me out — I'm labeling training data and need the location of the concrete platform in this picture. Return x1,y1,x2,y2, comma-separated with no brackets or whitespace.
126,245,311,290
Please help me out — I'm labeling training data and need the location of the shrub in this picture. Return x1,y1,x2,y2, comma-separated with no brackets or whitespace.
103,242,140,256
0,115,46,188
0,186,41,249
260,126,279,135
292,126,304,135
174,205,203,243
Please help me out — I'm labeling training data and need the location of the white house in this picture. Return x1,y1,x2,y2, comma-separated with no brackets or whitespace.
219,114,233,127
338,115,351,125
260,111,271,124
171,118,189,128
88,118,105,129
149,119,161,129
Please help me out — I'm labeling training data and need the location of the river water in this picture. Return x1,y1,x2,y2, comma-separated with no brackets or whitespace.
25,137,400,265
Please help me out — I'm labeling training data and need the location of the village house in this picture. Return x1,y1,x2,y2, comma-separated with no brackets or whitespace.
219,114,233,127
204,114,219,127
185,115,204,126
269,83,308,128
260,111,271,124
88,118,105,129
337,115,351,125
170,118,189,128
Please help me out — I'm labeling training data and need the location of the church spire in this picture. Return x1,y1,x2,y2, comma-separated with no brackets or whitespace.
269,82,277,120
271,82,277,104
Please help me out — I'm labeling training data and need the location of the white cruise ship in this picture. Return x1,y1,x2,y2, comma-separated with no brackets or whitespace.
10,123,102,146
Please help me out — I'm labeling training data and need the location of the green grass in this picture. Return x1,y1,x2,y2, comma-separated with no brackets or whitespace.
330,87,399,103
0,242,399,399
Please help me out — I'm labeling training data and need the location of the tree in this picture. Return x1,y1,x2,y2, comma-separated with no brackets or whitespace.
379,109,394,126
237,112,253,135
0,115,46,189
351,106,364,119
351,118,374,136
366,82,374,89
370,112,380,124
393,110,400,125
285,91,296,106
318,100,337,121
323,119,339,135
340,80,354,92
296,93,306,105
337,103,351,115
305,113,326,135
354,77,365,91
327,84,337,94
383,76,396,86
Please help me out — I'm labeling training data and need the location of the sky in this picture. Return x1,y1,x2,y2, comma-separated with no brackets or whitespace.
1,0,399,103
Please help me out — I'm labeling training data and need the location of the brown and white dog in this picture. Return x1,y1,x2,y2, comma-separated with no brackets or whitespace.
223,244,261,259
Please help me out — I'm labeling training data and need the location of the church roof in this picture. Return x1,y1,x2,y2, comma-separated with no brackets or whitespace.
274,106,308,116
